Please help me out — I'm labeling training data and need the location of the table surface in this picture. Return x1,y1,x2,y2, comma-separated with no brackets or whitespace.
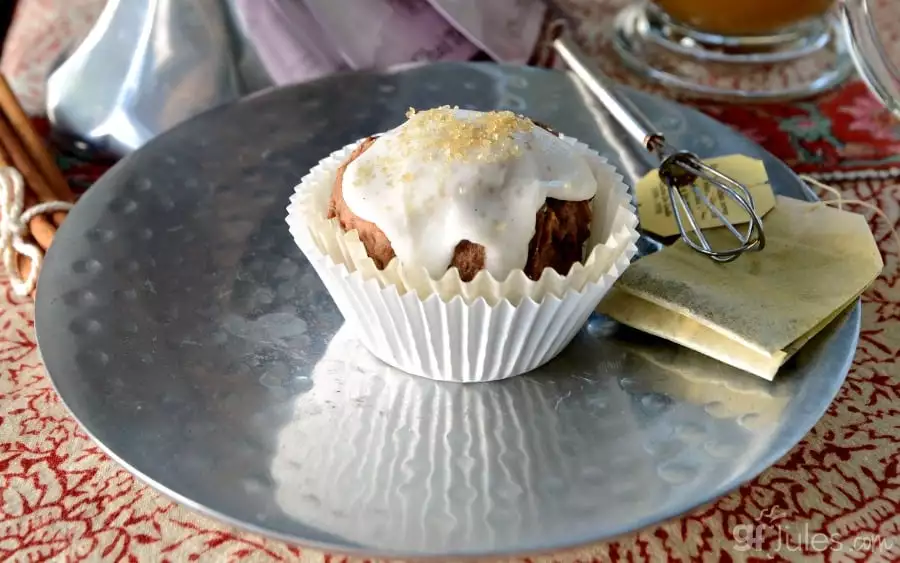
2,1,900,561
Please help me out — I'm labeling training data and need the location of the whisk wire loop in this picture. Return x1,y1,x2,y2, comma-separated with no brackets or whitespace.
551,32,767,262
661,152,766,262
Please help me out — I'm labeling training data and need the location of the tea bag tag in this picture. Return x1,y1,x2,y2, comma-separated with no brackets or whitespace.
635,154,777,238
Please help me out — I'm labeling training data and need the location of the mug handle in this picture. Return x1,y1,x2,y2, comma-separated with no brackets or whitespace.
839,0,900,115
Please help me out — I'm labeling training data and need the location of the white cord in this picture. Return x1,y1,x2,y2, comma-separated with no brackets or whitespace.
0,166,74,296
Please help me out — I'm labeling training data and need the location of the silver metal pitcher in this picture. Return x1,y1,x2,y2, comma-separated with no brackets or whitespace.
46,0,257,157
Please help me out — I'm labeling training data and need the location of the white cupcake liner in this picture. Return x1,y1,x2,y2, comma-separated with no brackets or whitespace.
286,136,639,382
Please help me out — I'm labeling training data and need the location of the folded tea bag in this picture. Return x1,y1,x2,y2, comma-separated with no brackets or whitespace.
599,195,883,380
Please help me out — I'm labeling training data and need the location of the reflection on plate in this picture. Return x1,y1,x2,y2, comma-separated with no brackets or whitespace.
272,326,656,551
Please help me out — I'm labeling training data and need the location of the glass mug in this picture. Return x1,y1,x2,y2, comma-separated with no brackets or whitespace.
614,0,900,104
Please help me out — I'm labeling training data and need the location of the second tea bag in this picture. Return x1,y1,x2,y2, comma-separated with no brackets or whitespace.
599,195,883,380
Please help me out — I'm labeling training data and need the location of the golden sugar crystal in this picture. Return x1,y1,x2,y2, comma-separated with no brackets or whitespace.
396,107,534,164
354,161,374,184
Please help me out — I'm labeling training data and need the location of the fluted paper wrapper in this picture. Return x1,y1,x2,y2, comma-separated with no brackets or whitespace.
286,138,639,382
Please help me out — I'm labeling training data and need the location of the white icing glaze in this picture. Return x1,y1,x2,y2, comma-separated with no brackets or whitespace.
341,108,599,279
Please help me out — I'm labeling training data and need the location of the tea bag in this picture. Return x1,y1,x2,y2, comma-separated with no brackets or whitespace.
599,195,883,380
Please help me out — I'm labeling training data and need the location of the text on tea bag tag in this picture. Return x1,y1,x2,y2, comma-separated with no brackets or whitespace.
634,154,777,238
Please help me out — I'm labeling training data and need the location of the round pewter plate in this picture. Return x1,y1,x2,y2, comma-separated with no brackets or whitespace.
36,63,858,558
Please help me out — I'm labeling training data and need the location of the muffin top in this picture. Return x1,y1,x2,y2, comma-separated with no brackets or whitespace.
341,107,600,279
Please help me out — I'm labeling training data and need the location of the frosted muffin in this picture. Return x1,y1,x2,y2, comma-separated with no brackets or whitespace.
328,108,598,282
286,106,639,382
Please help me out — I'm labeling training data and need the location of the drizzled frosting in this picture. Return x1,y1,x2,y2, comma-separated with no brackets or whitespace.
341,107,600,279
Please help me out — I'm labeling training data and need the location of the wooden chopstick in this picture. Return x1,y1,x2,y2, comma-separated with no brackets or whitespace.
0,75,73,297
0,74,75,203
0,117,59,203
23,192,58,252
0,134,67,227
16,253,37,299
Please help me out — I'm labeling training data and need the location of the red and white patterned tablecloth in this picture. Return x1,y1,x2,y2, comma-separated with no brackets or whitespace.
2,0,900,561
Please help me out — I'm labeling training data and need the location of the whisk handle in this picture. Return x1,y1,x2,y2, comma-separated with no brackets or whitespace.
552,35,661,150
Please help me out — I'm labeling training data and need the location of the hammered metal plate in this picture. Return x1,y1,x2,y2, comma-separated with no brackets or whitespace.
35,63,858,558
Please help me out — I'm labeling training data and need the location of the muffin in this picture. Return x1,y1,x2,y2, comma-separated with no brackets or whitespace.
287,107,639,382
328,108,593,281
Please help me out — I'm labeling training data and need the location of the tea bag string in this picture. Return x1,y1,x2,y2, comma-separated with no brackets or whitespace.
801,174,900,267
700,175,900,261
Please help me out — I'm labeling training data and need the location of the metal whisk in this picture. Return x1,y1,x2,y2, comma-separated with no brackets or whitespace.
552,34,766,263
